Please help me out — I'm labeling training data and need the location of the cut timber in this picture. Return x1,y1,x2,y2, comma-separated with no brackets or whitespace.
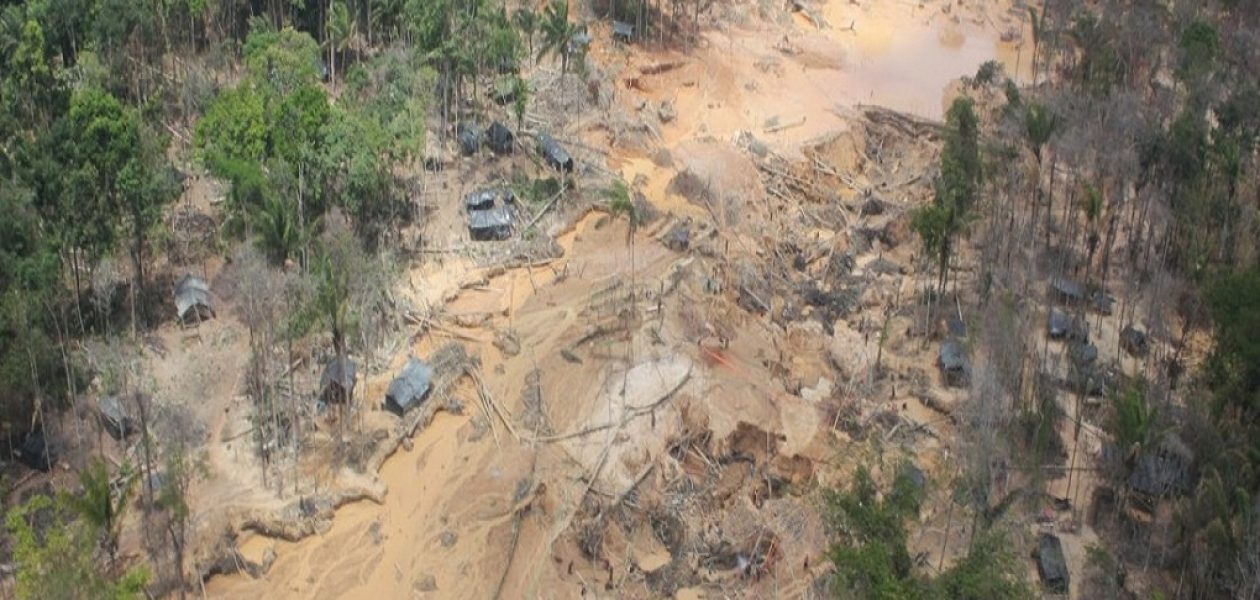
764,116,807,134
860,105,944,139
640,60,687,75
523,190,565,232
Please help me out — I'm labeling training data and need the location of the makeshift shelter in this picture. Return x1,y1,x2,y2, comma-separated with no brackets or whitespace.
174,274,214,324
97,395,135,440
938,339,969,387
1047,309,1088,342
1068,341,1099,366
1069,363,1110,397
464,188,513,212
1036,533,1070,593
465,189,498,212
386,357,434,417
147,471,166,496
320,355,357,406
1120,325,1148,357
1092,290,1115,315
1128,433,1196,505
486,122,514,154
468,207,514,241
17,430,53,472
612,21,636,42
537,133,574,172
663,221,690,251
899,462,926,490
1049,277,1085,303
568,30,592,54
457,123,482,155
945,316,967,339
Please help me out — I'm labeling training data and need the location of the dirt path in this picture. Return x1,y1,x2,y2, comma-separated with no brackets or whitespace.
201,1,1036,598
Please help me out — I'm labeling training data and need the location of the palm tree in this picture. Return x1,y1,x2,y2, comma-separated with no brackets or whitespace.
604,179,637,242
69,458,133,562
513,7,538,57
255,195,306,265
538,0,578,74
1024,103,1057,165
325,0,355,85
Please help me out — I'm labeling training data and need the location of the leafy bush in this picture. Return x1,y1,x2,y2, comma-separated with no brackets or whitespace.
825,464,1029,600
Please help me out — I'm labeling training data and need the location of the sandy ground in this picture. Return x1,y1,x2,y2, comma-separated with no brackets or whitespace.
157,0,1160,599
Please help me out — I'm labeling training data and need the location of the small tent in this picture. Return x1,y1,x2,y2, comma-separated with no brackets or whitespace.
899,462,926,491
1047,309,1088,342
938,339,969,387
1068,341,1099,366
1036,533,1070,593
612,21,636,43
487,122,514,154
174,274,214,324
17,430,53,472
468,207,514,241
537,133,574,172
386,357,434,417
568,29,592,55
1120,325,1148,357
1092,289,1115,315
465,189,498,212
1049,277,1085,303
320,355,357,406
1128,433,1196,505
464,188,513,213
457,123,482,156
97,395,135,440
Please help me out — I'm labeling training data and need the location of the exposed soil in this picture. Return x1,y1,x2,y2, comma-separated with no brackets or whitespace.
97,1,1176,599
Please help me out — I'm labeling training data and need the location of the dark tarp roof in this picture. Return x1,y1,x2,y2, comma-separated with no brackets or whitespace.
98,395,135,440
569,30,592,53
664,221,690,251
899,462,926,490
939,339,969,386
320,355,357,393
612,21,635,40
537,133,574,172
1047,309,1071,337
465,189,498,211
1092,290,1116,315
1128,434,1195,499
940,339,967,371
1069,364,1110,397
386,357,434,417
1047,309,1088,342
487,122,514,153
1037,533,1070,593
18,430,53,472
1120,325,1148,356
468,206,514,241
457,123,482,155
946,316,967,338
465,188,513,212
1068,341,1099,366
174,274,213,321
1050,277,1085,302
